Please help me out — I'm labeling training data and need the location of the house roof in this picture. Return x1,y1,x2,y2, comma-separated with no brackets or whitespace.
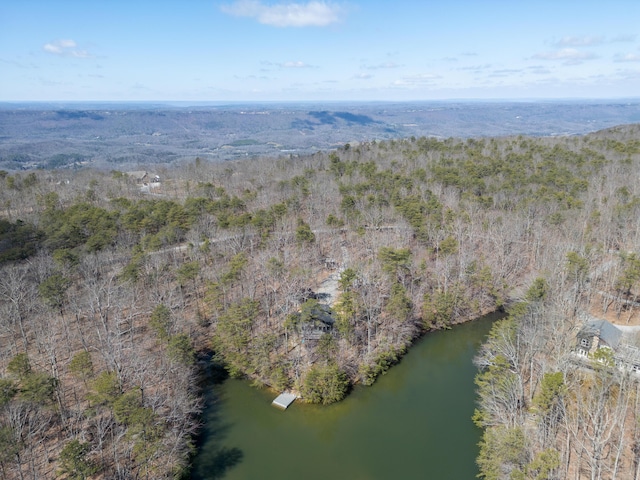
579,319,623,349
312,304,335,325
126,170,148,180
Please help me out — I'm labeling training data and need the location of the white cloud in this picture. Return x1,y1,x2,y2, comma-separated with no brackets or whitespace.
611,34,637,43
553,34,636,48
489,68,523,78
280,60,312,68
614,69,640,81
69,50,91,59
493,68,521,74
364,61,400,70
0,57,32,69
43,39,76,54
555,36,604,47
393,73,441,87
532,48,596,65
43,39,91,58
528,65,552,75
38,77,67,87
221,0,346,27
614,53,640,62
233,74,272,82
261,59,315,69
131,83,152,91
457,64,492,72
353,72,372,79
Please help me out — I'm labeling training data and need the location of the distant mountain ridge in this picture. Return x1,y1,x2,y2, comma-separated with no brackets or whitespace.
1,100,640,170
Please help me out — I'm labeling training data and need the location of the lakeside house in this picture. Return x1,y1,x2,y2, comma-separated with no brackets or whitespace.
301,303,336,341
576,318,640,374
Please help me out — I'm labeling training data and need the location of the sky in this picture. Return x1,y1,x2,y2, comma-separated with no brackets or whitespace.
1,0,640,102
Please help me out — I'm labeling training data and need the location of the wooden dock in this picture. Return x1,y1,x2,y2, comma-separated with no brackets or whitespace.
272,392,297,409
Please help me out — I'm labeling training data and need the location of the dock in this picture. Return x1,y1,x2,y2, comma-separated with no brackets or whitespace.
272,392,297,410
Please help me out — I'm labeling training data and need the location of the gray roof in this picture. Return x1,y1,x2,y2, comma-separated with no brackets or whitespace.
126,170,148,180
314,304,336,325
579,319,623,349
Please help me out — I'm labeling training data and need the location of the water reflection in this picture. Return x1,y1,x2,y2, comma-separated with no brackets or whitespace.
191,364,244,480
191,314,500,479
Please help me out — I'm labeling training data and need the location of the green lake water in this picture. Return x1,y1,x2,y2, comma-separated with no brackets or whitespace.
191,313,499,479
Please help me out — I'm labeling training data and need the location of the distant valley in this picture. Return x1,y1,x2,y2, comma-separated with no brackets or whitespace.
1,100,640,170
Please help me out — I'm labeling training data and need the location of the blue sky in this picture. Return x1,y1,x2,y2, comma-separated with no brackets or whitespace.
1,0,639,102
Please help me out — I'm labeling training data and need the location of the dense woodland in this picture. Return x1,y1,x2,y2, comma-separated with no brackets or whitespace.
1,125,640,478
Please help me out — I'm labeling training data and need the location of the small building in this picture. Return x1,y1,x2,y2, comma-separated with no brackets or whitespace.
575,318,640,373
301,304,336,341
126,170,149,183
614,344,640,374
576,319,622,357
126,171,161,185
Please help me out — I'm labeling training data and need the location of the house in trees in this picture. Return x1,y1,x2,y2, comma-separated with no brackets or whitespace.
576,318,640,373
297,301,336,341
612,343,640,374
126,171,161,185
576,319,622,356
126,170,161,193
126,170,149,183
302,304,336,340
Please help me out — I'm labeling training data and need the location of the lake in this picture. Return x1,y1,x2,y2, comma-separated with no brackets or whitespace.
191,313,499,479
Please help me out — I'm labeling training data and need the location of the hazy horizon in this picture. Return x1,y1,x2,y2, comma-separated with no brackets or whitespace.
2,97,640,108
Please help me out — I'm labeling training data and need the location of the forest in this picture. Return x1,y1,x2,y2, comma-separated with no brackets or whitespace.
1,124,640,478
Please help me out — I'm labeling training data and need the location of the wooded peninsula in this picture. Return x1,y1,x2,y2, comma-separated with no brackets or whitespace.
1,124,640,479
